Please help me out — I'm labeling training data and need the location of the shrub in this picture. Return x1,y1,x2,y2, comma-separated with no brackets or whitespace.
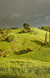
2,33,7,38
0,37,5,41
23,29,28,33
0,34,1,37
0,33,8,41
3,27,7,30
6,35,14,42
0,29,4,34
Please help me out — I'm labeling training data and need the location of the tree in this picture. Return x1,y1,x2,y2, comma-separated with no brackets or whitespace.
23,23,30,30
6,35,14,42
3,27,7,30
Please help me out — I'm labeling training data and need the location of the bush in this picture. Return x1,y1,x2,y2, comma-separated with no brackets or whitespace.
6,35,14,42
23,29,28,33
3,27,7,30
0,37,5,41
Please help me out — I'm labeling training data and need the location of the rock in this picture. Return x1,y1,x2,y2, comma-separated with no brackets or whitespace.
6,55,9,57
8,51,11,53
6,51,8,53
14,49,19,53
2,51,5,53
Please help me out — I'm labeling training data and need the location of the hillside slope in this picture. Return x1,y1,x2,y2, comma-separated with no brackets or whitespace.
0,27,50,78
0,27,50,62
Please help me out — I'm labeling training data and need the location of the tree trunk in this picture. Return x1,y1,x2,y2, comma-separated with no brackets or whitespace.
45,33,47,45
49,32,50,46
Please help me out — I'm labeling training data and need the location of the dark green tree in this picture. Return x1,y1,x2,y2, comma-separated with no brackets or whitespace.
23,23,30,29
6,35,14,42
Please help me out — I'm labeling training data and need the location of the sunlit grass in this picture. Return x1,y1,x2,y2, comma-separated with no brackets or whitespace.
0,27,50,78
0,59,50,78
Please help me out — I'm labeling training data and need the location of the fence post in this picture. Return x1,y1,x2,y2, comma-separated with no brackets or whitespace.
49,32,50,46
45,32,47,45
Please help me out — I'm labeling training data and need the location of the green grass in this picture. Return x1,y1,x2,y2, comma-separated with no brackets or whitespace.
0,41,11,50
0,27,50,78
0,59,50,78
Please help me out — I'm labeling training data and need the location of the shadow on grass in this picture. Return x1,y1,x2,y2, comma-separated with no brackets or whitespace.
31,40,46,46
18,32,27,34
0,75,24,78
14,49,32,55
11,27,19,29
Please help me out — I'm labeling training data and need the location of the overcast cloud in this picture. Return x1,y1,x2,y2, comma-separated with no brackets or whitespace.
0,0,50,28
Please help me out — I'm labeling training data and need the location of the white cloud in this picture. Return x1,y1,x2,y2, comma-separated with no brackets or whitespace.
44,16,50,22
35,19,42,23
10,13,22,18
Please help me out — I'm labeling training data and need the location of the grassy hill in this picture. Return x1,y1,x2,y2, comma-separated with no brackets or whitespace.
0,27,50,78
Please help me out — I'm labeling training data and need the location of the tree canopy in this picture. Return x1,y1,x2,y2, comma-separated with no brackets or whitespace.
23,23,30,30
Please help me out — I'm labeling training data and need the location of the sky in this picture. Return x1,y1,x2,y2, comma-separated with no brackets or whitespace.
0,0,50,28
